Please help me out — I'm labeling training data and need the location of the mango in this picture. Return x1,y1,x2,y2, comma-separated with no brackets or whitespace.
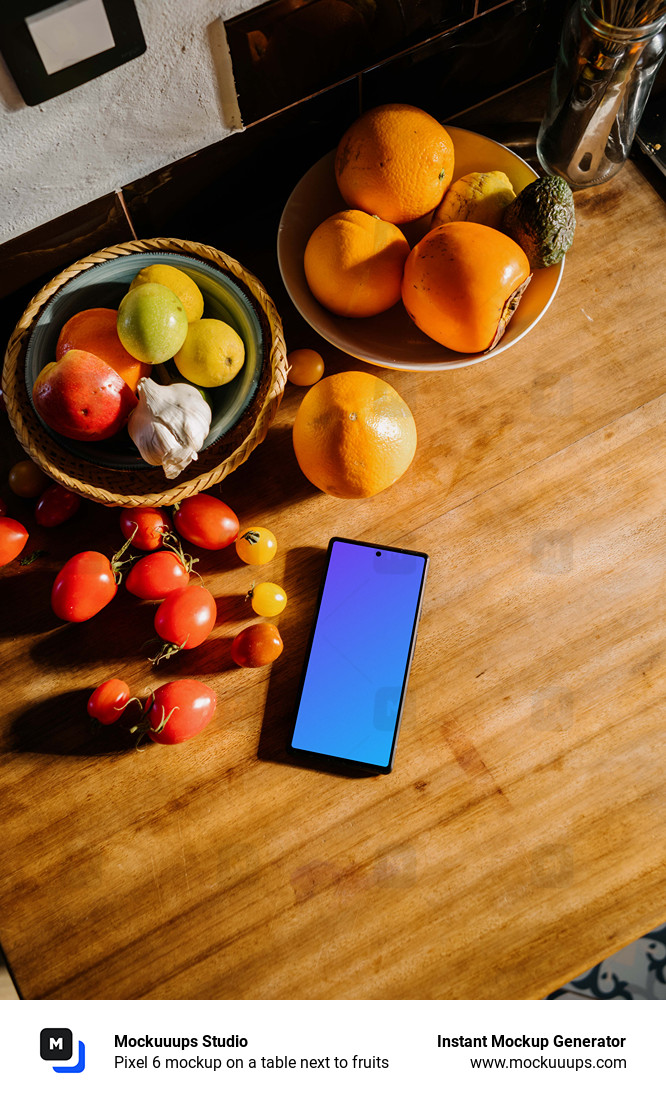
431,171,517,231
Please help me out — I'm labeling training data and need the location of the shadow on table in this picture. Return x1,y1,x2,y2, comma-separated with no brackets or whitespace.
0,568,56,637
27,596,158,670
223,422,320,515
8,690,139,756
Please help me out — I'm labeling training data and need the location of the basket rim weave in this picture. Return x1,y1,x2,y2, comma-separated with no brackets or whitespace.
2,237,288,507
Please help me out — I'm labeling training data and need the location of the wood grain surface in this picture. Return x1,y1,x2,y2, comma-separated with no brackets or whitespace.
1,123,666,1001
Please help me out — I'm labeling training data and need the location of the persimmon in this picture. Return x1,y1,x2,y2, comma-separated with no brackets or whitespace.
401,221,531,354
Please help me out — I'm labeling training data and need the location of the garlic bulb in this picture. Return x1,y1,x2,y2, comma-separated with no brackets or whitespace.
128,377,212,479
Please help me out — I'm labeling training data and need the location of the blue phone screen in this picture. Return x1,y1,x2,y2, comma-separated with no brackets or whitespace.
291,539,427,769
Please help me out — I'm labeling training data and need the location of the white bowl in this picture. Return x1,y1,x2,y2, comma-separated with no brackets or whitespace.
277,126,564,372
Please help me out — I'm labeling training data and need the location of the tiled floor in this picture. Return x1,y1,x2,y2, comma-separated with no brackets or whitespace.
547,923,666,1000
0,948,18,1000
2,924,665,1000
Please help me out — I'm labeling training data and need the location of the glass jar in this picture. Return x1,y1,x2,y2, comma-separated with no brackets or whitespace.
537,0,666,188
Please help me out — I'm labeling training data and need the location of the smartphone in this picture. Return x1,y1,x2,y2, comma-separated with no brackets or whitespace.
288,537,429,774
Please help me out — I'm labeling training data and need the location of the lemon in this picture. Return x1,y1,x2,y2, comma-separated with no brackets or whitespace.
174,318,245,387
130,264,204,323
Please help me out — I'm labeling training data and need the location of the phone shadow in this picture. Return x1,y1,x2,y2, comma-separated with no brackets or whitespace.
257,544,375,780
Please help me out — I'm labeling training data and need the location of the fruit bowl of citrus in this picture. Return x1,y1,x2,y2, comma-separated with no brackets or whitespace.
278,104,574,371
3,238,288,507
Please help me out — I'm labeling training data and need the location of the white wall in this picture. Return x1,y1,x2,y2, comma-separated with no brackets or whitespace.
0,0,256,246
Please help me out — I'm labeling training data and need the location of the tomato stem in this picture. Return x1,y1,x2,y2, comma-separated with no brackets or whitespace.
19,549,48,565
88,694,140,730
151,704,179,734
126,691,178,747
148,640,187,666
111,527,142,585
160,530,199,573
130,703,179,747
119,696,144,723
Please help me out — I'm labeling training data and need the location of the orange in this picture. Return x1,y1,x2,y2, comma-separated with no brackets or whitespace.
334,103,454,224
292,371,417,498
402,221,531,354
56,308,150,392
304,209,409,318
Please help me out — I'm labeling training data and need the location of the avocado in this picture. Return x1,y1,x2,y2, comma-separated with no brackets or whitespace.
501,176,575,268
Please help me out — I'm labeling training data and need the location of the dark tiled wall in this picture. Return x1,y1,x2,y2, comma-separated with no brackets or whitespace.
0,0,568,350
225,0,568,125
360,0,568,118
225,0,476,124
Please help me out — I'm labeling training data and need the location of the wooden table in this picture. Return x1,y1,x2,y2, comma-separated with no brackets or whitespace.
2,100,666,1001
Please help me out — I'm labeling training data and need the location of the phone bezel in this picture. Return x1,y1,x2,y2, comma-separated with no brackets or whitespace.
287,536,429,775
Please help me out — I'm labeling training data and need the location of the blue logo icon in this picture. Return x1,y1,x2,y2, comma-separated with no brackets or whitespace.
40,1029,86,1073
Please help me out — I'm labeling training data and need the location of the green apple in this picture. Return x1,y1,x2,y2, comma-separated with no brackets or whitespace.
117,283,188,364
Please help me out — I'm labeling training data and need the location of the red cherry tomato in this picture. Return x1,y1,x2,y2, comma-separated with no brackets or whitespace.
145,679,217,744
231,622,283,667
154,585,217,652
173,494,239,550
87,678,131,725
8,459,49,499
51,551,118,622
126,550,190,600
0,518,29,566
35,484,81,527
120,506,172,551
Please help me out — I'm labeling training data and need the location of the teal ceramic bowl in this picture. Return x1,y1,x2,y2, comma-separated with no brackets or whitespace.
3,239,286,507
24,251,265,470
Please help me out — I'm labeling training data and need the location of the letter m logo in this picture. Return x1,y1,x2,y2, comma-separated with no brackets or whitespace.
40,1028,73,1061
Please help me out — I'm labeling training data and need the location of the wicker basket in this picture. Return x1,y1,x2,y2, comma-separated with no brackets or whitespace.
2,237,289,507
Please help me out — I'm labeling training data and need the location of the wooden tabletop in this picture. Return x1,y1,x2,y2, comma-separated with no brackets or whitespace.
2,111,666,1000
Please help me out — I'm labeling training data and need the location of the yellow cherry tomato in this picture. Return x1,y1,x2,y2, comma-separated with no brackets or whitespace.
287,348,325,387
236,526,277,565
249,581,287,617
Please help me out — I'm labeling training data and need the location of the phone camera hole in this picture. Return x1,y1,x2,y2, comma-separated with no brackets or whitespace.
376,551,381,556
